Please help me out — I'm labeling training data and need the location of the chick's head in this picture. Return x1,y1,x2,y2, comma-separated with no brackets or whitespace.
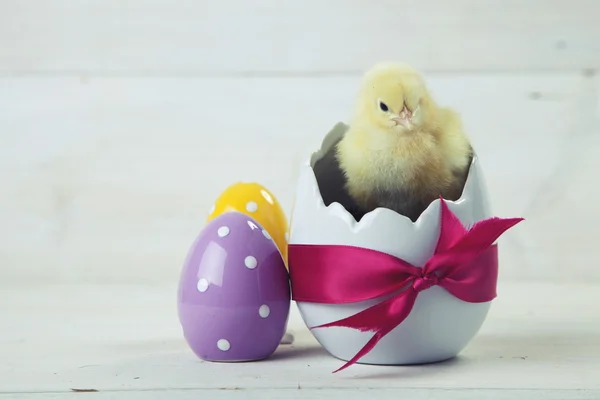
353,62,433,134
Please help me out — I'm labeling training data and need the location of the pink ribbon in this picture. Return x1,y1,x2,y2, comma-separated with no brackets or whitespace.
288,199,523,373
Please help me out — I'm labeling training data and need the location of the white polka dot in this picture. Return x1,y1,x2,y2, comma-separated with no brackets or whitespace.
217,339,230,351
246,201,258,213
285,232,289,242
262,229,271,240
197,278,209,292
259,304,270,318
244,256,257,269
217,226,230,237
260,190,274,204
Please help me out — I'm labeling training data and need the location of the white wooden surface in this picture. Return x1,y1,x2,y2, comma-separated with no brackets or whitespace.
1,282,599,398
1,0,599,284
1,1,600,397
1,0,599,73
1,73,599,283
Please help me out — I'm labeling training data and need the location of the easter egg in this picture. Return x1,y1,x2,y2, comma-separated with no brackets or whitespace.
207,182,289,266
178,211,291,362
289,122,494,366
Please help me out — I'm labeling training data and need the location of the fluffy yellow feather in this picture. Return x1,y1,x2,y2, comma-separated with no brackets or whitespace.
335,62,473,221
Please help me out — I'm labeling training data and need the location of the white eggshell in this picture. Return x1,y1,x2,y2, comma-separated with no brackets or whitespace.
289,122,493,366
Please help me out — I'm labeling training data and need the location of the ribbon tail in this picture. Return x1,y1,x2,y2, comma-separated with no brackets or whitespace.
428,217,524,276
332,330,389,373
466,217,524,247
312,288,419,372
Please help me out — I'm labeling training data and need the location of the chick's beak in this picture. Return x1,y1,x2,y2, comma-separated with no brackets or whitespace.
391,105,414,129
391,115,412,129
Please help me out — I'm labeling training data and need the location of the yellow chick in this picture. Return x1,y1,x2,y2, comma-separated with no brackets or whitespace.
335,62,473,222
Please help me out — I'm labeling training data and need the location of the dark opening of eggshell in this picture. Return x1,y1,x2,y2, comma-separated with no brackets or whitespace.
309,122,475,224
310,123,368,223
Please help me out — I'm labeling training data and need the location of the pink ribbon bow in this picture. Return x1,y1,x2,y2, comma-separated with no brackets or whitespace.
288,199,523,373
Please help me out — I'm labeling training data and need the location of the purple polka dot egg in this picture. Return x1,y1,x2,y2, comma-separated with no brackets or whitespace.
177,211,291,362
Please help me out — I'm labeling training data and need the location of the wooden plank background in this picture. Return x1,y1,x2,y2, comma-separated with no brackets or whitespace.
0,0,598,284
1,0,599,74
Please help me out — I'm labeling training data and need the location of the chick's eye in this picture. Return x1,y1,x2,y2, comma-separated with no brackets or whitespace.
378,101,389,112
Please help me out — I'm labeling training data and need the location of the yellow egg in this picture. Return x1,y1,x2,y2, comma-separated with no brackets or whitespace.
207,182,289,267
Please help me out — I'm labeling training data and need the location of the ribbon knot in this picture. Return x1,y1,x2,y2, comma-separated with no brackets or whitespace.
288,198,523,373
412,273,438,292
